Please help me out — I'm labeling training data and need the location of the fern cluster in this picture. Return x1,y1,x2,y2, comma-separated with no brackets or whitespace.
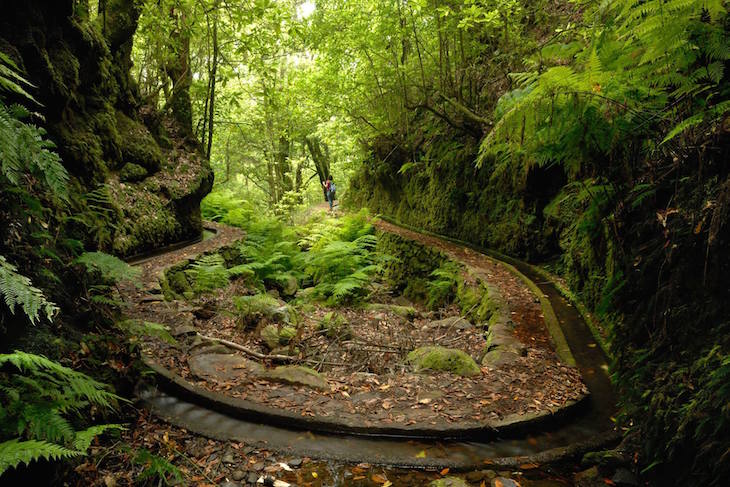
479,0,730,176
0,351,123,475
185,254,230,294
426,261,463,310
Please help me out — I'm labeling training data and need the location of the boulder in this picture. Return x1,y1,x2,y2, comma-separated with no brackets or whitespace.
188,353,264,382
260,325,297,349
366,303,418,319
481,348,521,368
424,316,473,331
407,346,481,377
264,365,328,390
234,294,290,329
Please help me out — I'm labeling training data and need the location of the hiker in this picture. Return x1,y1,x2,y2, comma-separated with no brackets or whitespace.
322,175,336,211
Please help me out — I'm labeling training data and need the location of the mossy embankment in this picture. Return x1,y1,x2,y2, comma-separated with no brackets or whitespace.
0,0,212,260
348,104,730,486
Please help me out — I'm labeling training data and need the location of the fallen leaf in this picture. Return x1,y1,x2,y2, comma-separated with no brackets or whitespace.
415,450,426,458
440,468,450,476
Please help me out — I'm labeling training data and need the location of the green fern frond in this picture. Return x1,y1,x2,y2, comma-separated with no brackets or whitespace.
0,255,58,324
72,424,123,452
0,439,82,476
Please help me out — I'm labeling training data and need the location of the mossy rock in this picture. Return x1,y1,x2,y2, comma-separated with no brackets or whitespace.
119,162,148,182
429,477,470,487
317,312,353,339
260,324,297,349
407,346,481,377
234,294,289,329
365,303,418,319
116,111,163,172
167,269,192,297
264,365,328,390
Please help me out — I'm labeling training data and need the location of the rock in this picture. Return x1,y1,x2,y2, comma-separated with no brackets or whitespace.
287,458,302,467
261,325,281,349
222,451,236,464
430,477,470,487
191,344,231,355
260,325,298,350
170,324,197,337
278,326,297,343
407,346,481,377
612,468,639,486
427,317,473,330
365,303,418,319
265,365,329,390
491,478,520,487
234,294,289,329
247,472,260,484
218,482,239,487
317,312,353,339
574,466,599,485
481,348,521,367
188,353,264,382
279,275,298,297
231,470,245,481
119,162,148,182
485,323,527,356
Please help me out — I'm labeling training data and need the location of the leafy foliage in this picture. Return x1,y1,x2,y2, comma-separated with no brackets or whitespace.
185,254,230,294
426,262,462,310
131,448,183,485
0,255,58,325
0,351,123,475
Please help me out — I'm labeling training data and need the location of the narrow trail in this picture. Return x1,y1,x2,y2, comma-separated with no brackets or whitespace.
124,212,618,476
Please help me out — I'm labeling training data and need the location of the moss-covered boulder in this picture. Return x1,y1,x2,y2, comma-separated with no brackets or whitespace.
407,346,481,377
119,162,148,182
234,294,289,329
116,112,163,172
365,303,418,319
264,365,328,390
260,325,297,349
317,312,353,339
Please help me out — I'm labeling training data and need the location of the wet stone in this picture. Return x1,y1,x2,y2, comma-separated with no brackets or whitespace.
188,353,264,382
231,470,245,481
247,472,260,484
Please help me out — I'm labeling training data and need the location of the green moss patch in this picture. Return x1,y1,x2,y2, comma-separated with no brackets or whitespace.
407,346,481,377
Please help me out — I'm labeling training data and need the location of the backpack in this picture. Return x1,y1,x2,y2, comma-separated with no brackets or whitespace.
329,182,337,199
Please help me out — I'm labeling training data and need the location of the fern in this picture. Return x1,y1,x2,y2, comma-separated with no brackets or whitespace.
133,448,183,485
0,439,82,476
75,252,140,284
0,103,68,201
426,262,462,310
0,255,57,324
0,352,124,475
185,254,229,294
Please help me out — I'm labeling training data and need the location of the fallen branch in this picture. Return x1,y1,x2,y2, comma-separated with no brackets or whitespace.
198,333,296,362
